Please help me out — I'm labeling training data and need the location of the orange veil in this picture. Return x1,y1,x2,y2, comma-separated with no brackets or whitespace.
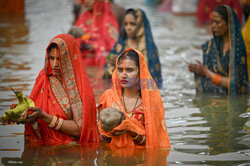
98,48,170,149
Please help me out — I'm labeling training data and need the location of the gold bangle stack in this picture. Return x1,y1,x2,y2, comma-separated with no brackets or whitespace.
48,116,64,130
48,115,57,128
55,118,64,130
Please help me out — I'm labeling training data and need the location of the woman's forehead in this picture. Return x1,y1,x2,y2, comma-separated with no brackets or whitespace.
211,11,224,20
48,47,59,57
117,58,137,68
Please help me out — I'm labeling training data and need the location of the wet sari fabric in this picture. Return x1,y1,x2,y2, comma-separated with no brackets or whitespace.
98,48,170,149
195,6,249,96
75,0,119,66
196,0,243,25
109,8,163,88
25,34,99,145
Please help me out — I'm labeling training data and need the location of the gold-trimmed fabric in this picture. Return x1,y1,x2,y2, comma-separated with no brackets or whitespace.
52,38,83,127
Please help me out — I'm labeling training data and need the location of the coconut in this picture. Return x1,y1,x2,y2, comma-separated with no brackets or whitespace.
100,108,126,132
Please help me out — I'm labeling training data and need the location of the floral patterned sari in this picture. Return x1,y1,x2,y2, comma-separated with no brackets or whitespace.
195,6,249,96
75,0,119,66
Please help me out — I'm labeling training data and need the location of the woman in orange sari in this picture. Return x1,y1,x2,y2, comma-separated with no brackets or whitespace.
24,34,99,145
98,48,170,148
74,0,119,66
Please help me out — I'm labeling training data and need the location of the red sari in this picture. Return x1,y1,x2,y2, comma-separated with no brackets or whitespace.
75,1,119,66
25,34,99,145
196,0,243,25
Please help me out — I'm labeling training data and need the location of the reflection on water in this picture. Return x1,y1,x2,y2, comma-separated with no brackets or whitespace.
0,0,249,165
192,95,248,155
2,143,170,166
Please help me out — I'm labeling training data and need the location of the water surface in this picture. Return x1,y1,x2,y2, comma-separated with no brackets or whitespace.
0,0,249,165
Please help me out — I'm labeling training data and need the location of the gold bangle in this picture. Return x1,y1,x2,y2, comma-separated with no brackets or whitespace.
55,118,64,130
139,136,145,144
48,116,57,128
132,134,139,140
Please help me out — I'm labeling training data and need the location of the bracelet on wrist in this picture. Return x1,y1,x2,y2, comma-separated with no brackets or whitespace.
212,73,222,85
48,115,57,128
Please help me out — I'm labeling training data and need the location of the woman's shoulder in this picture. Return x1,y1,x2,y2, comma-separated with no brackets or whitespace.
101,89,114,97
201,38,214,52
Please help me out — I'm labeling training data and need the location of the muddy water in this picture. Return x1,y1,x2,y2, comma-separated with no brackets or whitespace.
0,0,249,165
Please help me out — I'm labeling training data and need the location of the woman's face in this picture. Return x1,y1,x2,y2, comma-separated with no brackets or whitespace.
210,11,228,37
85,0,95,11
49,47,61,77
117,57,139,89
124,13,137,38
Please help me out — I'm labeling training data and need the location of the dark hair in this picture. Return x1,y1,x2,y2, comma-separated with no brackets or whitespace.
124,8,137,19
214,5,228,23
47,43,58,52
117,50,140,70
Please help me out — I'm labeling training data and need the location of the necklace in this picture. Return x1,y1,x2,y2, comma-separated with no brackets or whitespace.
122,94,140,112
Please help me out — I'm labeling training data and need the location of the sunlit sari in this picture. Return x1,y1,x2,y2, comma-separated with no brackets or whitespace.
25,34,99,145
98,48,170,149
242,17,250,83
108,8,163,88
75,0,119,66
196,0,242,25
195,6,249,96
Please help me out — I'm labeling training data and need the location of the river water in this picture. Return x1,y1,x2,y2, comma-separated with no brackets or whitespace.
0,0,249,165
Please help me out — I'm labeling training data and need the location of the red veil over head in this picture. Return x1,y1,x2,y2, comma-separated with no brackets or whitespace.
25,34,99,145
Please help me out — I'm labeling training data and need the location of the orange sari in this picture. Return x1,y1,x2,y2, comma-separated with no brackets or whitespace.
98,48,171,149
25,34,99,145
75,0,118,66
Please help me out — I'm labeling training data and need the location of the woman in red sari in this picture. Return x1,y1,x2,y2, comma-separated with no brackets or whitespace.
75,0,119,66
24,34,99,145
98,48,171,149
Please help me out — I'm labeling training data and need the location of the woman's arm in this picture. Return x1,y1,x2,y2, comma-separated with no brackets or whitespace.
127,130,146,145
26,107,80,137
110,130,146,145
188,60,229,88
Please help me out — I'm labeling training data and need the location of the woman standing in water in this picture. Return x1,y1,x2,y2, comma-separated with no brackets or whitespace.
74,0,119,66
188,5,249,96
98,49,170,148
104,8,163,88
24,34,99,145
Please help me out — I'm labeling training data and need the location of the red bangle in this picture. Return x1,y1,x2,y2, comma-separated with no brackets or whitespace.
52,117,59,129
212,73,222,85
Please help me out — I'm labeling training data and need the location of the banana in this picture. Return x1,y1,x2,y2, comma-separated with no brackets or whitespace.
0,89,41,139
0,89,35,124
